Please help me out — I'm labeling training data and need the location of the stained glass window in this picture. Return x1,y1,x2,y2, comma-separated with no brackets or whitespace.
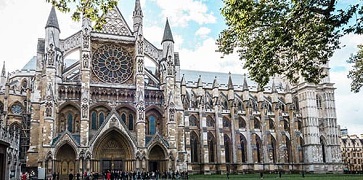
91,111,97,130
92,44,133,83
149,116,156,135
128,114,134,130
67,113,73,132
11,103,23,115
99,112,105,127
121,113,126,123
189,115,197,126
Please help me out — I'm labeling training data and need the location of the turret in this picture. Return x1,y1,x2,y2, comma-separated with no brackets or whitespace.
197,75,203,97
44,6,62,78
133,0,143,32
212,76,219,98
160,19,175,81
271,79,278,103
0,61,6,86
242,74,249,101
227,72,234,101
45,7,60,53
181,74,186,96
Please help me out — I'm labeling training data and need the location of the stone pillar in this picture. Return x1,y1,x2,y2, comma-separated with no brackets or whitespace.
80,17,92,146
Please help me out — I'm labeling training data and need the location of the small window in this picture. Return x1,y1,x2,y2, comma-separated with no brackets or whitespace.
149,116,156,135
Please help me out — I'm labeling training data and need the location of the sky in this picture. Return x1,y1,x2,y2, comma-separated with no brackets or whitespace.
0,0,362,135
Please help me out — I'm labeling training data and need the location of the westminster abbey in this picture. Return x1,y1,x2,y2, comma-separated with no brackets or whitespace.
0,0,342,177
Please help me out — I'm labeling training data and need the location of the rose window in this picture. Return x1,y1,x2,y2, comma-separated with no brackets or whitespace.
92,44,133,83
11,104,23,115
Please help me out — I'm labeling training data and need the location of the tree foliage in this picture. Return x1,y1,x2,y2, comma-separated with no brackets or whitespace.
46,0,118,30
218,0,362,91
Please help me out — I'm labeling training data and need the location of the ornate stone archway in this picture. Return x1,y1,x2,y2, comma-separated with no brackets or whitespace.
55,143,77,176
148,144,167,172
92,129,134,173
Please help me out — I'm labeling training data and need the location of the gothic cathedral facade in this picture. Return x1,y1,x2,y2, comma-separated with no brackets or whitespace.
1,0,342,176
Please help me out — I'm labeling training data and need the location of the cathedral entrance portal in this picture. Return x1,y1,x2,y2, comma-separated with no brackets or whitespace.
55,143,77,177
148,145,167,172
93,129,134,173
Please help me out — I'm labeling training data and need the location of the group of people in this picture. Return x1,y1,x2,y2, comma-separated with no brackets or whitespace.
62,169,189,180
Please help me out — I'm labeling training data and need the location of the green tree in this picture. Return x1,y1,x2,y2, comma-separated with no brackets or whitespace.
46,0,118,30
217,0,363,92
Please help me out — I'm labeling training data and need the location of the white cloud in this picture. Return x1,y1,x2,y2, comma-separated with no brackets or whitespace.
0,0,79,72
179,37,245,75
195,27,211,38
329,34,363,136
152,0,216,27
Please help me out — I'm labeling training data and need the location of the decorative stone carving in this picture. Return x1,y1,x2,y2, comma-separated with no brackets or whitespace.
99,8,131,36
60,31,82,56
46,44,55,66
82,27,90,49
137,58,144,73
81,104,88,119
92,44,133,83
82,52,90,69
144,39,162,62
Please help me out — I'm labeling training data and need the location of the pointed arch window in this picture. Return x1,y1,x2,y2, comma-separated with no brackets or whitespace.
121,113,126,123
254,119,261,129
224,134,231,163
240,134,247,163
206,116,215,127
99,112,105,127
189,115,198,127
208,133,215,162
91,111,97,130
128,114,134,130
190,132,199,163
223,117,231,128
67,113,73,132
256,137,261,163
239,117,246,129
238,101,244,111
320,137,326,163
149,116,156,135
270,135,277,163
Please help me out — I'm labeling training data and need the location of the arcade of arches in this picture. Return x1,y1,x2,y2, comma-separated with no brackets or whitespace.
50,129,169,176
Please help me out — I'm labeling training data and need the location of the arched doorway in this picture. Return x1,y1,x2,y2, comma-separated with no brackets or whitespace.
148,145,167,172
55,143,77,177
93,129,134,173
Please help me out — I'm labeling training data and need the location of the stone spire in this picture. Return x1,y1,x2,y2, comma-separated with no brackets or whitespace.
45,6,60,31
197,75,203,87
181,74,186,96
162,19,174,44
1,61,5,77
212,76,219,88
133,0,143,32
133,0,143,16
242,74,248,91
227,72,234,101
227,72,234,90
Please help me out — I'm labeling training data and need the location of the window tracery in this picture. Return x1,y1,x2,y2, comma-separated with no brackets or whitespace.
92,44,133,83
